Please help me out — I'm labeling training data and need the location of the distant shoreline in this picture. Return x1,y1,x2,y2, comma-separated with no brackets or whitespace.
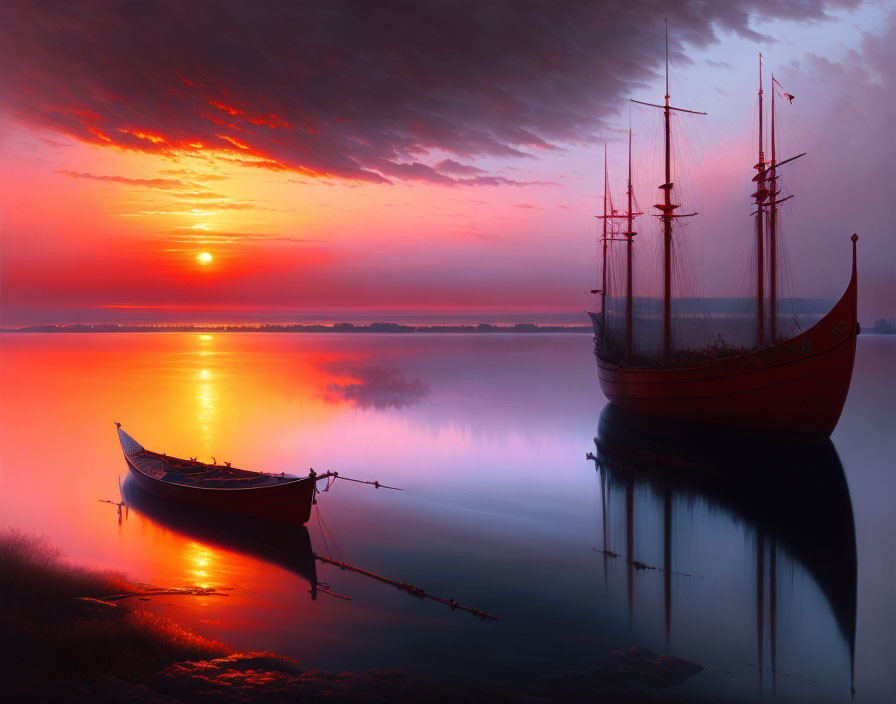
0,323,593,334
2,324,893,335
2,323,893,335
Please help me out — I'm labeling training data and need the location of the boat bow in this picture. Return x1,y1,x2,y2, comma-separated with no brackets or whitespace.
116,423,144,456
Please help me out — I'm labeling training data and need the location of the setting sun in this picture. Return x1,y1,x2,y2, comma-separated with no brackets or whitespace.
196,252,213,265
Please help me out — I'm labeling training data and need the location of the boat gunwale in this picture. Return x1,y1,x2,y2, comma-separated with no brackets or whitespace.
122,447,311,494
597,329,855,387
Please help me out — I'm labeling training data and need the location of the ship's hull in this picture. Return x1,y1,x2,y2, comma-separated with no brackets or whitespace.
592,239,858,437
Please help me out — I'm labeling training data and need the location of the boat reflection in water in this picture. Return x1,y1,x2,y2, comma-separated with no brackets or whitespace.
121,477,318,595
590,405,857,699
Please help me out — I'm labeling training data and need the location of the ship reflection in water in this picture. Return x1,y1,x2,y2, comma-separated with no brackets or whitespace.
590,404,857,699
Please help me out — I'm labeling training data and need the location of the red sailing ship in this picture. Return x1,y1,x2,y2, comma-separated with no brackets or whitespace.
590,32,858,437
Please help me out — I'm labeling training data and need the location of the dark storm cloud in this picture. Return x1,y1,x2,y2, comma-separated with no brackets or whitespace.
0,0,858,184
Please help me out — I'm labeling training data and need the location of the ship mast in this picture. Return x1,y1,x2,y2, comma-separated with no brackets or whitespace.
632,20,704,363
595,144,637,360
768,74,778,344
602,144,609,352
754,54,767,348
752,67,805,347
625,128,635,357
662,25,673,361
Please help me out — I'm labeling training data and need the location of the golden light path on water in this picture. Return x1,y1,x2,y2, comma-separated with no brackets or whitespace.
196,334,216,453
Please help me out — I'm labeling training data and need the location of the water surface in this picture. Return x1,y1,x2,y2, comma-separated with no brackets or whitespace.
0,333,892,702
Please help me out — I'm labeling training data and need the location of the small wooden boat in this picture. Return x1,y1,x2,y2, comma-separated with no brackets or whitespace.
116,424,317,525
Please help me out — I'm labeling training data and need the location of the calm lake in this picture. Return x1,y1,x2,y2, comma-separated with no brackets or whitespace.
0,332,892,703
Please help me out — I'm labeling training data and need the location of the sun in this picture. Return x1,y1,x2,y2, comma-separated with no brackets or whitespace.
196,252,213,265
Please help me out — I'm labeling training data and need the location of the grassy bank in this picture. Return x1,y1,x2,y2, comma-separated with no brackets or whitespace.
0,530,229,695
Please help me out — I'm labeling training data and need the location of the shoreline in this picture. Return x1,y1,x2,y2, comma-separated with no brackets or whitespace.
1,323,592,334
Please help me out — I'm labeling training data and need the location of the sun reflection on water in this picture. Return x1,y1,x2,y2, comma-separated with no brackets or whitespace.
195,335,217,453
185,541,218,590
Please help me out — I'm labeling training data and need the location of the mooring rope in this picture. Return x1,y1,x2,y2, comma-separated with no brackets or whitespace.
313,504,334,561
313,503,344,563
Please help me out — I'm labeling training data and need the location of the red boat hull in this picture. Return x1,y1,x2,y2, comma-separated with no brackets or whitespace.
124,458,316,524
119,438,317,525
595,239,858,437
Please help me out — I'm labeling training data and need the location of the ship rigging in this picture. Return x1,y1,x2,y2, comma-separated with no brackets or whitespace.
588,24,859,437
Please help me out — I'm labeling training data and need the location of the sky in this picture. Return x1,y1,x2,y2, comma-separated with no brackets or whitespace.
0,0,893,326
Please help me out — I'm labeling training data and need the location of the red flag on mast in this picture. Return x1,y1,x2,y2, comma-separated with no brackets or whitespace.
772,77,794,103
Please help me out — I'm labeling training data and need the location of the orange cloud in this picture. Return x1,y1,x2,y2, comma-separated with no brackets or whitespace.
217,134,251,151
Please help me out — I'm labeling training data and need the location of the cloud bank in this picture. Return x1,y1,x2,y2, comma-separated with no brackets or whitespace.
0,0,858,185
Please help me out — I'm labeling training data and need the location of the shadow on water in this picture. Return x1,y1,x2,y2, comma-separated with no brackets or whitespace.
590,404,857,696
121,477,318,593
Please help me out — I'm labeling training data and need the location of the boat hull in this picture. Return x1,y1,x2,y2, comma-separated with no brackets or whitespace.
123,459,316,525
124,457,316,524
594,238,858,437
117,427,317,525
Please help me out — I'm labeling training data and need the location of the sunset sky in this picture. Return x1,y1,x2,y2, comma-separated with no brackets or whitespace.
0,0,892,326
